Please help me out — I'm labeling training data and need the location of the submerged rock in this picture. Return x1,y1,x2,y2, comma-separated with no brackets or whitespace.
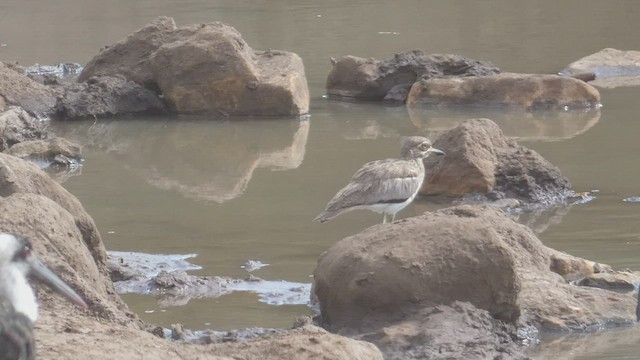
313,205,636,358
407,73,601,110
421,118,575,205
560,48,640,88
80,16,309,116
326,51,500,102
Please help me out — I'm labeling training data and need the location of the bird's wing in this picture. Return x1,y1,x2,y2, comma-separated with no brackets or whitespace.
0,301,34,360
324,159,424,212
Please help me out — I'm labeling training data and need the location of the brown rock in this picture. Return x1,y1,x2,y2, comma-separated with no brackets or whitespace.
407,73,601,110
560,48,640,88
326,51,500,101
211,325,383,360
0,153,103,268
0,62,60,117
8,137,82,163
79,17,309,116
0,107,49,152
421,118,574,204
0,193,131,324
313,205,636,340
549,252,611,280
78,16,178,88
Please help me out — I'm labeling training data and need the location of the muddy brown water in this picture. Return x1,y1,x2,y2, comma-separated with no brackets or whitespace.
3,0,640,358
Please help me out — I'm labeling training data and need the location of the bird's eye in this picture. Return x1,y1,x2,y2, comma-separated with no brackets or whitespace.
12,245,31,262
419,143,429,151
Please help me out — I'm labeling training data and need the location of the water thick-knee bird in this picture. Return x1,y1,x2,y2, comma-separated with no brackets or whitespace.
315,136,444,223
0,233,87,360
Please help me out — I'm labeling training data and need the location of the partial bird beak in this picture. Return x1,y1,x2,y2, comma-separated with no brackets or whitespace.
27,255,88,309
429,147,445,156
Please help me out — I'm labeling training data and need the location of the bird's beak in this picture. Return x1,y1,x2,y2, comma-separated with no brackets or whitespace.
27,255,88,309
429,147,445,156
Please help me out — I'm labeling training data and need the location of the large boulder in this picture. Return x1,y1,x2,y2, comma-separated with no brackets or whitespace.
407,73,601,110
560,48,640,88
0,62,59,118
56,75,167,120
0,106,49,152
326,51,500,101
421,118,574,204
78,16,178,88
313,205,636,357
79,17,309,116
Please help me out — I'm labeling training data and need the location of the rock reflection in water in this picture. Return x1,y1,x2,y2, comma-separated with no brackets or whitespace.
528,326,640,360
52,117,310,203
408,107,600,141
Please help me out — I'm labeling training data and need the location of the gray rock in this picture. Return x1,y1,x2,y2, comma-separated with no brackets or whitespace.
559,48,640,88
56,75,167,120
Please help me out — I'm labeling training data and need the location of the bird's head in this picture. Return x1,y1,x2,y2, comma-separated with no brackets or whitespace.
400,136,445,160
0,233,88,319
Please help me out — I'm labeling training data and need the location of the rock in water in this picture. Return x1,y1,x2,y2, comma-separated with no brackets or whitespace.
407,73,601,110
421,118,575,204
80,17,309,116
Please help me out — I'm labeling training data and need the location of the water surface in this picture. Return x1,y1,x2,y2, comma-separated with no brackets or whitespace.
3,1,640,357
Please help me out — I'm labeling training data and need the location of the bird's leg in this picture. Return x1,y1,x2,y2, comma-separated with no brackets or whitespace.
382,214,387,223
391,213,396,223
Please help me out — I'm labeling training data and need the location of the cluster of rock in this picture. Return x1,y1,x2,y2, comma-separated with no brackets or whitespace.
0,16,309,121
0,106,82,172
326,51,601,110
